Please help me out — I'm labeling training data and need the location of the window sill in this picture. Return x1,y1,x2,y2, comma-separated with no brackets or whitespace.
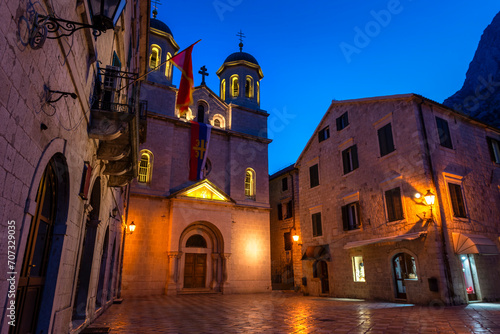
438,145,455,153
342,168,358,177
452,216,469,222
379,150,397,160
345,228,361,233
386,219,406,225
353,280,366,283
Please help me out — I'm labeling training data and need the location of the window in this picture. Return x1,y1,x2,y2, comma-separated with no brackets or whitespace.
138,151,153,183
165,52,172,79
448,183,466,218
352,256,365,282
257,82,260,104
312,212,322,237
149,45,161,70
336,112,349,131
214,119,221,128
342,145,359,174
378,123,395,157
186,234,207,248
309,164,319,188
286,201,293,219
197,104,205,123
231,75,239,98
277,204,283,220
318,126,330,142
342,202,360,231
487,137,500,163
282,177,288,191
393,253,417,280
284,232,292,251
212,114,225,129
245,76,254,98
385,187,404,222
436,117,453,149
220,79,226,100
245,168,256,199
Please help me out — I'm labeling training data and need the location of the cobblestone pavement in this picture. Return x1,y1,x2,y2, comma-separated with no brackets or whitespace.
88,293,500,333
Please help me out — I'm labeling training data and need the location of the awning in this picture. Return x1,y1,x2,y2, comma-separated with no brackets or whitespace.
452,233,499,255
301,245,330,261
343,231,427,250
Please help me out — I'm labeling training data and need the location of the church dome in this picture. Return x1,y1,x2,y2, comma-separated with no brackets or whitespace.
224,52,259,66
150,18,173,37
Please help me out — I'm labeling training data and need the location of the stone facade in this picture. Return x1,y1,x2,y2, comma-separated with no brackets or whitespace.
0,0,148,332
269,165,303,290
295,94,500,305
122,19,272,296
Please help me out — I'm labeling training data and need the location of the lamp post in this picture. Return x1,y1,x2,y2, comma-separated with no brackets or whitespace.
415,189,436,219
127,221,136,234
20,0,125,49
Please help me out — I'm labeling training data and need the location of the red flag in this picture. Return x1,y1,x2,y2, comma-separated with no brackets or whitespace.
170,42,199,116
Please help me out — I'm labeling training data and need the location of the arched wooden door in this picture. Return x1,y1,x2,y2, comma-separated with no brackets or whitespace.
14,163,57,334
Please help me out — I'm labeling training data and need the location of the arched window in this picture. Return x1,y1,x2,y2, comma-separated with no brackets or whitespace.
138,150,153,183
245,168,256,199
393,252,417,299
186,234,207,248
220,79,226,100
231,75,239,98
245,76,254,98
149,45,161,70
257,81,260,104
197,104,205,123
211,114,225,129
214,119,221,128
165,52,172,79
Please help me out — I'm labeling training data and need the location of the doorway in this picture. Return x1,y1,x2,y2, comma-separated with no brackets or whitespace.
318,260,329,294
393,252,418,299
183,253,207,288
460,254,478,301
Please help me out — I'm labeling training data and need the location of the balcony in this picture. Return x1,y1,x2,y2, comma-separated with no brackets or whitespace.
88,66,147,187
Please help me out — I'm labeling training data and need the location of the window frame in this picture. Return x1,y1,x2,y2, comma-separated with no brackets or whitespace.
377,123,395,157
352,256,366,282
311,212,323,237
282,177,288,191
487,137,500,164
448,182,467,218
384,187,404,222
220,79,226,100
436,116,453,149
230,75,239,98
336,112,349,131
138,150,153,184
244,168,256,199
318,126,330,142
309,164,320,188
149,44,161,70
342,201,361,231
342,144,359,175
165,52,172,79
245,76,254,98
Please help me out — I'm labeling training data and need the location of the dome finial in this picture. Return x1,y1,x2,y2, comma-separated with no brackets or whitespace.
152,0,161,19
236,30,245,52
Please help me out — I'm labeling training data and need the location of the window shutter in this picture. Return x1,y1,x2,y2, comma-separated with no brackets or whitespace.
342,149,350,175
378,127,388,156
352,145,359,170
309,164,319,188
487,137,496,162
287,201,293,218
284,232,292,251
355,202,361,227
393,187,403,220
341,205,349,231
277,204,283,220
385,188,396,221
336,117,342,131
316,214,322,236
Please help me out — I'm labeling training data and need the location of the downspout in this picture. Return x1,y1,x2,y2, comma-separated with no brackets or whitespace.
416,98,456,305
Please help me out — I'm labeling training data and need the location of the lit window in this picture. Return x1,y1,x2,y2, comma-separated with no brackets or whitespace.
436,117,453,149
221,79,226,100
257,82,260,104
165,52,172,79
336,112,349,131
231,75,239,98
245,168,255,199
342,202,360,231
448,183,466,218
149,45,161,70
385,187,404,222
138,150,153,184
212,114,225,129
378,123,395,157
342,145,359,174
318,126,330,142
352,256,365,282
487,137,500,164
245,76,254,98
214,119,221,128
312,212,322,237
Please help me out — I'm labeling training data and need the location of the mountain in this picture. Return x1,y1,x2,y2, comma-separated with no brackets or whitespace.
443,12,500,128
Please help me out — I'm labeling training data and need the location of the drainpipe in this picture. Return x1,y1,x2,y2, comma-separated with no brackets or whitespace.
416,98,456,305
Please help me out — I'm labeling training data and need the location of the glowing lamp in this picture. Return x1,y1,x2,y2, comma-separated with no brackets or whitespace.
414,192,422,199
423,190,435,206
128,221,136,234
292,234,300,242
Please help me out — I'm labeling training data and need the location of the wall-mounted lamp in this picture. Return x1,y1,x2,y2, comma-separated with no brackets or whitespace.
127,221,136,234
292,234,300,242
45,86,77,104
19,0,124,49
415,190,435,206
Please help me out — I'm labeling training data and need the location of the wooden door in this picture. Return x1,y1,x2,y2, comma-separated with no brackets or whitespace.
319,261,329,294
184,254,207,288
13,164,56,334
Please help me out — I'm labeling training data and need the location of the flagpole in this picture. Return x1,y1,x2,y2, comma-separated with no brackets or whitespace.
118,39,201,92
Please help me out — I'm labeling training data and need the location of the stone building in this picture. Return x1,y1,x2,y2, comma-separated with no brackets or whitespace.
269,165,302,290
295,94,500,304
122,17,272,296
0,0,148,333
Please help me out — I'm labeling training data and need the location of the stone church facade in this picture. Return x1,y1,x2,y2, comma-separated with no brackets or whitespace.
293,94,500,304
122,18,272,296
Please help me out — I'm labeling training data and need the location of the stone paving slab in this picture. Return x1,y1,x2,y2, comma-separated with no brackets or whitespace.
88,293,500,333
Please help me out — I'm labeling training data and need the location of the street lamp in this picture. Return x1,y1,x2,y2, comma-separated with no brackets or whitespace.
20,0,125,49
292,234,299,242
423,190,436,206
127,221,136,234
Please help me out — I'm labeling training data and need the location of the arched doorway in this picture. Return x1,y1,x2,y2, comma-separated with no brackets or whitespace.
13,155,69,334
178,222,224,292
96,227,110,308
73,177,101,322
392,252,418,299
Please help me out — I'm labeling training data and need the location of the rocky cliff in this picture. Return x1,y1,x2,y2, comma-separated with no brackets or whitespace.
443,12,500,128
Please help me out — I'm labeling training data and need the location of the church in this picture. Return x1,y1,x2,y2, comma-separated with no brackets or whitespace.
121,15,272,295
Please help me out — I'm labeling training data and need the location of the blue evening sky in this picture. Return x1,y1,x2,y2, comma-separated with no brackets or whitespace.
155,0,500,175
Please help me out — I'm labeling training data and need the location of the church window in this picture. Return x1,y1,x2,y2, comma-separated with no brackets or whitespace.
138,150,153,184
245,76,254,98
149,45,161,70
186,234,207,248
221,79,226,100
214,119,221,128
257,82,260,104
212,114,225,129
231,75,239,98
197,104,205,123
165,52,172,79
245,168,256,199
